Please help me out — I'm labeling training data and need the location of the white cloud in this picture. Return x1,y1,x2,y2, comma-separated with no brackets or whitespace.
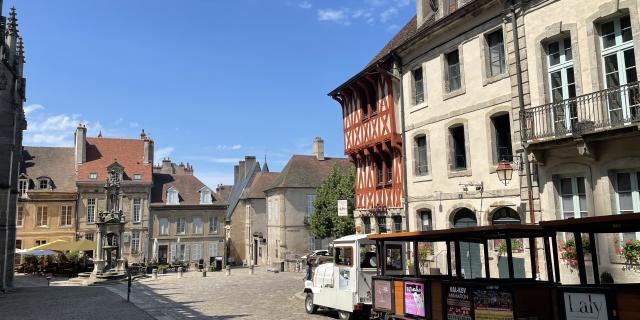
198,170,236,188
24,104,44,115
216,144,243,151
297,1,312,9
318,9,351,25
114,118,124,125
231,144,242,150
155,147,175,160
23,133,70,147
129,122,139,128
380,7,399,23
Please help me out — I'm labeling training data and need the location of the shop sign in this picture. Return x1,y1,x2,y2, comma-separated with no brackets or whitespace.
373,279,393,312
473,289,514,320
563,292,608,320
404,281,426,317
446,286,472,320
338,200,348,216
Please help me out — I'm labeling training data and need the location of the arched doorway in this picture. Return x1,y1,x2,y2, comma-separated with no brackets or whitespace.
453,208,481,279
491,207,525,278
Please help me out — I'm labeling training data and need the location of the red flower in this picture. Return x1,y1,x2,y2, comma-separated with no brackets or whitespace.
616,247,622,255
627,240,633,245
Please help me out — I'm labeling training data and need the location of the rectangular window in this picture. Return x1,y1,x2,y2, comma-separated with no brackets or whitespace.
547,37,578,133
413,67,424,105
414,135,428,176
559,176,587,219
487,29,505,77
36,206,47,227
60,205,72,226
16,206,23,227
421,211,433,231
18,179,27,198
133,174,142,180
200,190,212,204
39,179,49,190
131,232,140,253
492,114,513,162
132,198,141,223
615,171,640,241
89,173,97,180
378,216,387,233
209,242,219,258
385,244,403,271
393,216,402,232
87,198,96,223
305,194,316,223
84,233,94,241
335,246,353,266
176,218,186,234
15,239,22,250
191,243,202,261
600,16,637,123
446,50,461,92
450,125,467,170
209,216,219,233
193,217,203,234
363,217,371,234
159,218,169,235
376,158,383,186
35,240,46,246
308,235,316,251
385,155,393,184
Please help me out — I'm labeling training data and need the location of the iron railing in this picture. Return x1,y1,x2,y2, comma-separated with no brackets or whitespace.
523,82,640,141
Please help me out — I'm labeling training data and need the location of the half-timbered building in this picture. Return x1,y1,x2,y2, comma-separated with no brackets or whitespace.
328,23,416,234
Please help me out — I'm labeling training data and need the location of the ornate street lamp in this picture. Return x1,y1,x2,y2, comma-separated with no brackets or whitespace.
496,160,514,186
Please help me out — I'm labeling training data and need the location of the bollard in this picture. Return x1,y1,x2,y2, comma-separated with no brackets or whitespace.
46,273,52,287
127,272,132,302
152,268,158,280
202,270,207,277
178,268,183,279
249,265,254,275
225,265,231,276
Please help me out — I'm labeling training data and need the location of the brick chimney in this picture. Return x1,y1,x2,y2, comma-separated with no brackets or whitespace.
312,137,325,161
74,124,86,164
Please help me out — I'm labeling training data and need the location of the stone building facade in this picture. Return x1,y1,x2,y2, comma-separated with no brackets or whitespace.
150,159,229,268
265,138,352,270
75,126,153,263
16,147,77,250
0,4,26,290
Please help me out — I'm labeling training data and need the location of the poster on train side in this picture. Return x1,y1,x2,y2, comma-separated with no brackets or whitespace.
446,285,472,320
473,289,514,320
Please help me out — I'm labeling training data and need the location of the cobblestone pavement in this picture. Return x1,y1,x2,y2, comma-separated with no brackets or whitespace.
105,267,340,320
0,275,153,320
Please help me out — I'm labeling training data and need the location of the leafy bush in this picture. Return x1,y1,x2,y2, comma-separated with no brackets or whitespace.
620,239,640,265
497,239,523,257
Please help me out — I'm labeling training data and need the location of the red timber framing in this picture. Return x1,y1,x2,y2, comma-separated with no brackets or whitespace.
331,64,403,211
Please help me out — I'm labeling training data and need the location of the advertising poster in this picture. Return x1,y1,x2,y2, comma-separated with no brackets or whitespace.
404,281,426,317
473,289,514,320
446,286,472,320
373,279,393,311
563,292,609,320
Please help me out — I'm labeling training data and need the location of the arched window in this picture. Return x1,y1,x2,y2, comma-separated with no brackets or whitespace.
491,207,521,225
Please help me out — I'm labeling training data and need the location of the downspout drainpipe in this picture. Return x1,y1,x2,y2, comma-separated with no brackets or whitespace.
391,52,410,234
511,0,539,276
3,108,18,292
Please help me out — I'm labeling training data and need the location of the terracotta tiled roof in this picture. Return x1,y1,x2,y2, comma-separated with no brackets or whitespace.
365,15,418,68
151,173,227,206
21,147,76,193
265,155,352,191
216,185,233,203
243,172,280,199
77,137,152,182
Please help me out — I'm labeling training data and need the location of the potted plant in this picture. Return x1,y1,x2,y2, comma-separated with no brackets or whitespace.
618,239,640,267
560,237,590,268
497,239,523,257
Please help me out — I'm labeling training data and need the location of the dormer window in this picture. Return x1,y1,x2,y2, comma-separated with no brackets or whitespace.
89,173,97,180
199,187,213,205
133,174,142,181
37,177,51,190
18,179,28,198
167,187,179,205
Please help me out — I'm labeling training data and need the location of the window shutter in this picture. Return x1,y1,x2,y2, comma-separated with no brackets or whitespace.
413,139,419,175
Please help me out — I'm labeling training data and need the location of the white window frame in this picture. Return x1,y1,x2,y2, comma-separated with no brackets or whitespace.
36,206,47,227
615,170,640,240
131,231,140,253
159,218,169,235
176,217,186,235
558,176,588,220
600,15,637,122
89,172,97,180
133,174,142,180
167,187,179,205
209,216,218,233
16,206,23,227
60,205,72,226
132,198,141,223
193,217,203,234
200,189,212,205
547,37,577,133
18,179,28,198
191,243,202,261
209,242,219,258
87,198,96,223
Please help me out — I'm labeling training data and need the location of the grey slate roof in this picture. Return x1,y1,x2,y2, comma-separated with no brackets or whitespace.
151,173,227,206
225,161,261,221
21,146,76,192
264,155,352,191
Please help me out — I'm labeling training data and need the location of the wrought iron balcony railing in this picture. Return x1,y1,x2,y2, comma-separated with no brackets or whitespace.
523,82,640,142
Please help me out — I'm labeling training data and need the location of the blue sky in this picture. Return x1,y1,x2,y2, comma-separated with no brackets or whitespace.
16,0,415,187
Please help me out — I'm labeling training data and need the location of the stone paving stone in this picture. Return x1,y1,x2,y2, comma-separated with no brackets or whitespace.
105,267,340,320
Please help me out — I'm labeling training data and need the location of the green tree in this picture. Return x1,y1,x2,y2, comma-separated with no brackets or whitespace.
310,166,356,239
